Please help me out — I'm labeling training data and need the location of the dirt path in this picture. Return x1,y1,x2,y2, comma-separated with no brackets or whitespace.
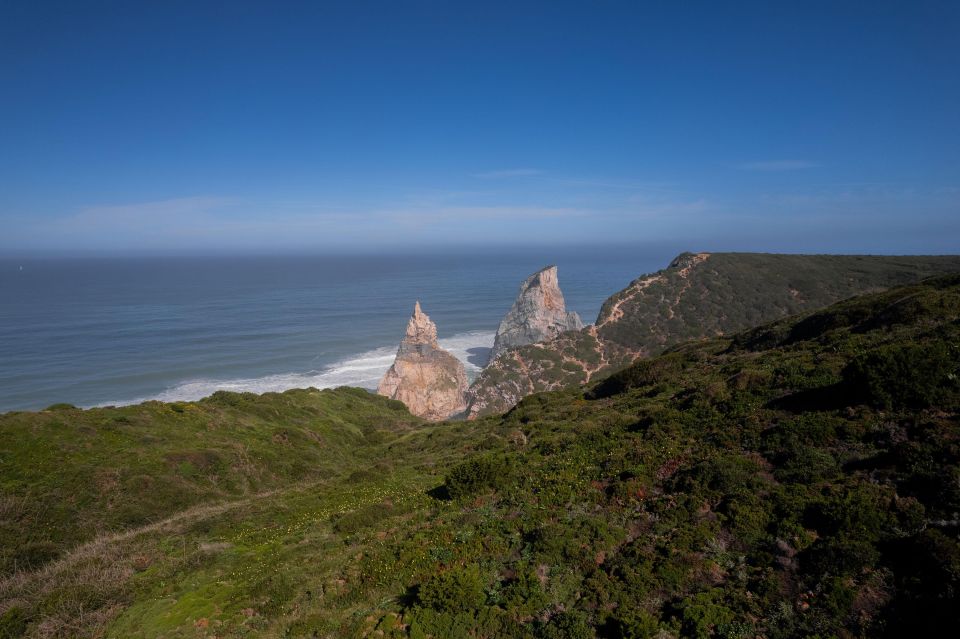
0,482,316,595
597,273,665,327
597,253,710,328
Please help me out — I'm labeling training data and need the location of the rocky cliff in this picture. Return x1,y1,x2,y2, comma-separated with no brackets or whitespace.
378,301,468,421
488,265,583,364
465,252,960,417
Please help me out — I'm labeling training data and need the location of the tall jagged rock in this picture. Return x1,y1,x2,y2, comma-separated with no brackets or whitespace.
377,301,468,421
488,265,583,364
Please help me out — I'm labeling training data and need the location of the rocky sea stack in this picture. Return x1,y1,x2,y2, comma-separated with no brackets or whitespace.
377,301,468,421
488,265,583,364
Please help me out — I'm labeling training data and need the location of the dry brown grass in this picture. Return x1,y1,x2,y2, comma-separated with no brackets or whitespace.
0,482,316,638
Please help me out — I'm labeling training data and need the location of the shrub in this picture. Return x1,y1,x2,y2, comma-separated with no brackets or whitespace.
773,446,838,484
819,576,856,617
675,590,736,639
607,608,660,639
9,540,61,572
43,403,77,411
539,610,595,639
417,564,488,612
249,571,295,616
331,502,398,534
806,485,893,542
802,537,880,577
843,342,957,409
530,517,621,569
588,354,684,399
444,454,514,500
0,607,28,639
502,568,550,617
407,606,529,639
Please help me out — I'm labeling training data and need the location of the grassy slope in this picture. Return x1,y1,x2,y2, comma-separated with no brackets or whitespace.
2,274,960,638
0,388,422,575
467,253,960,417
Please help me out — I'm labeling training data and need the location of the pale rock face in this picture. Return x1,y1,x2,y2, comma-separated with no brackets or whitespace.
488,266,583,364
377,302,468,421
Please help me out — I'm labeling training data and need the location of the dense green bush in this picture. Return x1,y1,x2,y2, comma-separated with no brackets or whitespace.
0,607,28,639
589,354,685,399
42,402,77,411
538,610,595,639
607,608,660,639
417,564,488,612
444,454,514,499
843,342,957,409
674,590,737,639
501,568,550,617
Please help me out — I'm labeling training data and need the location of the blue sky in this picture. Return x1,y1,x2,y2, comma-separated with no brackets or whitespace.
1,0,958,255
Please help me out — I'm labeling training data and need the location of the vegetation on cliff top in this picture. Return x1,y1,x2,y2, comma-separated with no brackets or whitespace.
2,273,960,637
467,252,960,417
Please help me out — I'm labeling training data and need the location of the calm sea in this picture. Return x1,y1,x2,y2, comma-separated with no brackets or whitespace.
0,246,679,412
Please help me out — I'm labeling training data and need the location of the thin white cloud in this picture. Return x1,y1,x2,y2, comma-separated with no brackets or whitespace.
66,196,239,231
18,177,948,254
3,196,597,252
625,195,711,216
546,177,682,192
756,182,960,213
735,160,819,172
471,168,544,179
384,205,585,227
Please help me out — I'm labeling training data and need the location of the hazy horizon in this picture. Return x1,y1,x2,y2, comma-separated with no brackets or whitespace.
5,240,960,260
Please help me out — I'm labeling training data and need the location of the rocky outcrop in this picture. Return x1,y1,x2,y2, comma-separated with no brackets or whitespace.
377,301,468,421
488,265,583,364
465,252,960,418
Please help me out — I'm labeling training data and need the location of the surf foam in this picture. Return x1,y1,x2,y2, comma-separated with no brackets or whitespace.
98,330,495,407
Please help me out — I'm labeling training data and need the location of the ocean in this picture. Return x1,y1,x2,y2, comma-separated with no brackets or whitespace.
0,246,678,412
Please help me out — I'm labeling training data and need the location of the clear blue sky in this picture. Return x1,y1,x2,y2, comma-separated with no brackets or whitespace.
1,0,958,255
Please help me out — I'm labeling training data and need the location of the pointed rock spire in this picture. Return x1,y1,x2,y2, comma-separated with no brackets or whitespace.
403,300,438,349
378,302,468,421
488,265,583,364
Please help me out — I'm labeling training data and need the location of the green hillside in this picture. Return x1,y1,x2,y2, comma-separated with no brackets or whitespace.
2,274,959,637
0,388,423,576
467,253,960,417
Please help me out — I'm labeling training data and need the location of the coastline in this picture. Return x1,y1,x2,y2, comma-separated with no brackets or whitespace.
87,330,495,409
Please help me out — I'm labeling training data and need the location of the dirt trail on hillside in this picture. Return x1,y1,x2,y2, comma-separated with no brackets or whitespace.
0,483,311,596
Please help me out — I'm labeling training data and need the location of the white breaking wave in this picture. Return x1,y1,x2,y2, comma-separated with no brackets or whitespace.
98,330,495,407
437,330,495,375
